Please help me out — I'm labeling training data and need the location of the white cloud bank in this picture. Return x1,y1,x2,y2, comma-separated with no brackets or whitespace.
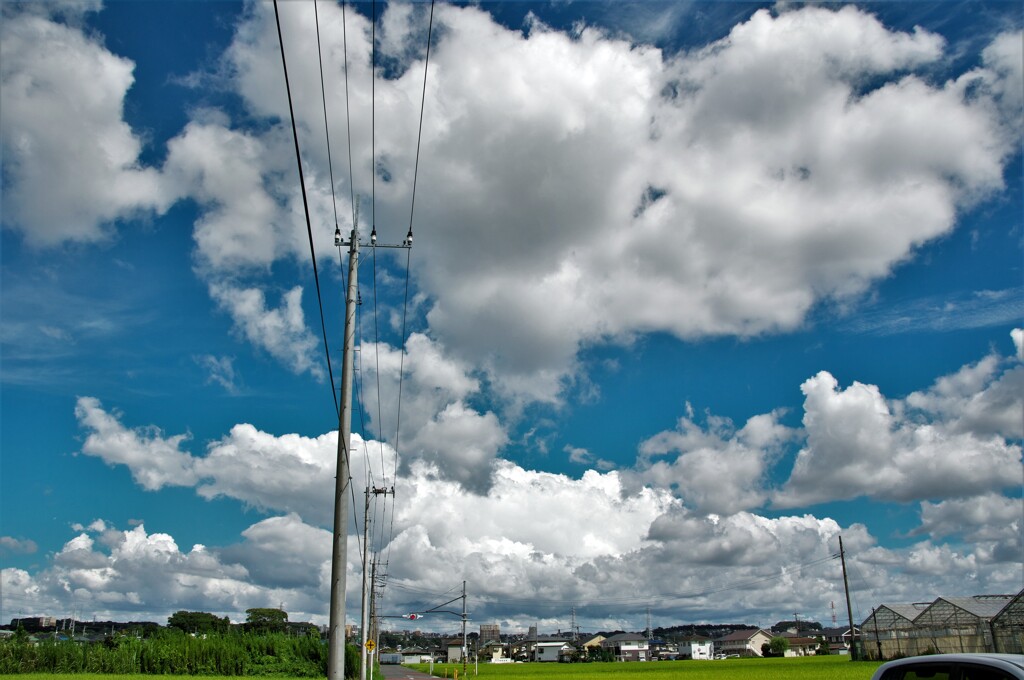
39,333,1020,628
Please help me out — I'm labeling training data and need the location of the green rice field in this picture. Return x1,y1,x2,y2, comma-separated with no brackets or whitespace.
0,656,887,680
416,656,885,680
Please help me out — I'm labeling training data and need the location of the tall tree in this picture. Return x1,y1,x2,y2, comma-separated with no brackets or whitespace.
167,610,230,634
245,608,288,634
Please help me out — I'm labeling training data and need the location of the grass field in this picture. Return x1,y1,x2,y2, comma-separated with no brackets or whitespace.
0,656,887,680
415,656,885,680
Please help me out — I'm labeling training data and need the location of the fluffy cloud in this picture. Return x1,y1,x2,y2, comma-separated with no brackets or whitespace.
0,5,171,246
917,495,1023,545
162,3,1018,405
0,536,38,556
903,353,1024,439
5,475,1015,630
630,409,797,515
358,334,508,492
413,6,1014,403
208,283,324,380
775,369,1020,507
75,397,199,491
195,423,342,526
0,519,337,624
19,350,1024,628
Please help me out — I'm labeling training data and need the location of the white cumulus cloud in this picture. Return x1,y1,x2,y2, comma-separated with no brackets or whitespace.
0,6,172,247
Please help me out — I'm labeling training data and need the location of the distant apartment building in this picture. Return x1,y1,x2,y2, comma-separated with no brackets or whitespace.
10,616,57,630
480,623,500,641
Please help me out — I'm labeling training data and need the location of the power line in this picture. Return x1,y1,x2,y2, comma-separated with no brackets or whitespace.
272,0,338,417
314,1,341,261
380,0,435,584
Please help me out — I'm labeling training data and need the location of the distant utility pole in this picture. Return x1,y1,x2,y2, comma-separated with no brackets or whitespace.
361,485,394,680
462,581,468,676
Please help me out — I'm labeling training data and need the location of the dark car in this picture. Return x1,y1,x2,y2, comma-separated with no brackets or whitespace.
870,653,1024,680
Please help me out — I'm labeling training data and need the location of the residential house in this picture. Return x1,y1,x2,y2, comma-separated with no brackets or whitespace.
648,638,679,660
479,640,506,662
779,633,819,657
399,647,433,664
716,628,772,657
600,633,650,661
820,625,861,655
445,639,466,662
679,636,714,660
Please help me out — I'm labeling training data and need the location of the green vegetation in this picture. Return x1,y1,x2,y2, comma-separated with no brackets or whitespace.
417,656,884,680
0,628,362,677
167,610,232,635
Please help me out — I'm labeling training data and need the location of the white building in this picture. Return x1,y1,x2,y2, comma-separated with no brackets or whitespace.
680,637,714,660
535,641,572,662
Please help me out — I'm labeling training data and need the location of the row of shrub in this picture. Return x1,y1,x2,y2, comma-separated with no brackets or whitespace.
0,628,362,677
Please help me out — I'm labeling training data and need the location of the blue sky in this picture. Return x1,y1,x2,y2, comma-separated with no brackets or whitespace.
1,0,1021,634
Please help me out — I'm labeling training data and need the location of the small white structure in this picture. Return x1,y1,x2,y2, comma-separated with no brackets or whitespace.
535,641,571,662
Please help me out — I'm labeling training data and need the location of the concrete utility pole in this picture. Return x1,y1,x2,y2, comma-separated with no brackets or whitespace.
360,487,372,680
361,485,394,680
328,217,360,680
462,581,468,676
328,206,410,680
839,536,859,661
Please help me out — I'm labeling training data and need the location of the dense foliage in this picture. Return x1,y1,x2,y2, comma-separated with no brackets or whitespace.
167,610,232,635
0,628,361,677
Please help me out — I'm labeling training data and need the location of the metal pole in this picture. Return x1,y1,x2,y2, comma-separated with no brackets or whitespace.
839,536,858,661
328,225,359,680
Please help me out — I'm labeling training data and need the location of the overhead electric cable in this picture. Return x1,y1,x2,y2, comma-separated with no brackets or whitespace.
314,1,341,249
272,0,338,417
302,0,366,557
341,1,357,228
382,0,436,575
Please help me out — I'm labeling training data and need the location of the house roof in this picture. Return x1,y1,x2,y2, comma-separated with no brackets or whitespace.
820,626,857,637
602,633,648,643
786,636,819,646
717,628,768,642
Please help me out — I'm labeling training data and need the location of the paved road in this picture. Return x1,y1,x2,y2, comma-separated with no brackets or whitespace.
378,663,438,680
